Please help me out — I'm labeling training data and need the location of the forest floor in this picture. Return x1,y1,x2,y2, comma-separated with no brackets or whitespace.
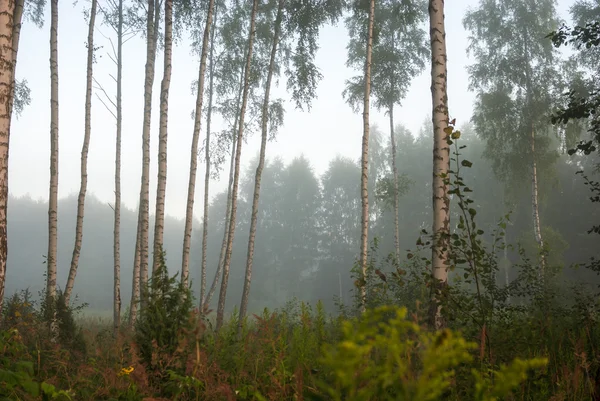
1,279,600,401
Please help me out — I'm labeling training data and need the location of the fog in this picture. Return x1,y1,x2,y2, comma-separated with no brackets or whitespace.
5,0,596,316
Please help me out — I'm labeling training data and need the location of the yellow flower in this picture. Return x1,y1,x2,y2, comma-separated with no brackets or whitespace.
118,366,134,377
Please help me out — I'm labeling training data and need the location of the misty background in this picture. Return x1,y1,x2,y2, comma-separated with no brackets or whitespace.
5,0,596,315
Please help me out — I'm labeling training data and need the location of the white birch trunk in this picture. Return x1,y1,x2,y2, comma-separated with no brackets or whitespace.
113,0,123,334
182,0,216,287
47,0,60,309
152,0,173,273
389,106,400,261
137,0,160,301
203,129,236,311
64,0,97,306
129,206,142,326
200,6,219,308
215,0,260,330
359,0,376,313
530,129,546,274
0,0,17,316
238,0,284,331
428,0,450,330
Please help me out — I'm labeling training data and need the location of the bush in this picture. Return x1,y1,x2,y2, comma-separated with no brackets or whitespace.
134,249,197,389
318,305,547,401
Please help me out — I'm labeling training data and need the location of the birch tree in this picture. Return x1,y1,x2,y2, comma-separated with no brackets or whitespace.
181,0,216,288
203,126,236,311
10,0,45,119
95,0,137,327
216,0,260,330
201,0,260,312
0,0,45,316
359,0,375,313
151,0,172,274
237,0,343,328
238,0,285,330
344,0,428,261
64,0,98,307
0,0,16,317
428,0,450,330
114,0,123,334
134,0,160,308
464,0,561,275
47,0,59,309
199,5,218,308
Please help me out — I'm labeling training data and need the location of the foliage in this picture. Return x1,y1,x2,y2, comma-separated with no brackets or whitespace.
318,305,547,401
13,79,32,119
133,249,196,387
375,173,413,210
343,0,428,113
38,289,87,355
2,264,600,400
463,0,561,195
0,328,74,400
547,9,600,159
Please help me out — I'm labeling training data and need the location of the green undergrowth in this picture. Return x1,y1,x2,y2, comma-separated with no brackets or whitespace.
2,131,599,400
1,281,598,400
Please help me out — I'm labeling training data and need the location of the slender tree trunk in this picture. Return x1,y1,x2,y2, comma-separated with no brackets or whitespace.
203,130,236,311
200,6,219,308
203,66,244,311
152,0,173,274
530,129,546,273
522,32,546,275
113,0,123,334
182,0,216,287
129,206,142,326
389,31,400,261
7,0,23,114
238,0,284,332
47,0,59,309
358,0,375,313
64,0,97,306
11,1,23,61
0,0,17,317
389,105,400,261
136,0,159,302
216,0,260,330
428,0,450,330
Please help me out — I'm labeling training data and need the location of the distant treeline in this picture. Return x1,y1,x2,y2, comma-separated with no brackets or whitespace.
5,126,599,313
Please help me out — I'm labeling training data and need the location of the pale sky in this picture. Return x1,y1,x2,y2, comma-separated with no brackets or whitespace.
10,0,577,221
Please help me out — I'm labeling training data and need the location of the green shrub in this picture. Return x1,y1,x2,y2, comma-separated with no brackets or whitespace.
317,305,547,401
134,249,196,388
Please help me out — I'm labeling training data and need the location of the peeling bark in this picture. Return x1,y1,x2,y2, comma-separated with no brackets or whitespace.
359,0,375,313
428,0,450,330
152,0,173,274
136,0,160,304
0,0,17,316
47,0,60,309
